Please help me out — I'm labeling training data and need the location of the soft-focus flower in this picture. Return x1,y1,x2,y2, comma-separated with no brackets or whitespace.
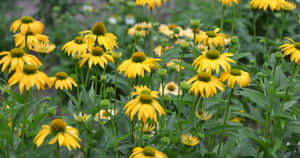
279,38,300,63
94,109,117,123
125,14,136,25
159,24,184,38
280,0,296,11
129,146,167,158
73,112,91,123
220,69,251,88
62,36,89,56
136,0,167,10
154,45,171,57
128,22,152,37
48,72,77,90
32,41,56,55
195,110,212,121
159,81,181,96
10,16,44,34
219,0,239,7
250,0,281,11
79,47,114,69
142,123,156,134
33,119,81,151
166,59,184,72
15,32,49,50
123,86,165,123
181,134,200,146
196,28,225,49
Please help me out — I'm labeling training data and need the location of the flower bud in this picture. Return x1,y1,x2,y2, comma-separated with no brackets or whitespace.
100,75,107,82
99,99,110,107
181,82,191,92
158,69,167,79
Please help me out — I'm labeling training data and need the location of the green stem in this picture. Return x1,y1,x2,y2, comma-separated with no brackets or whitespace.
132,36,137,54
139,123,144,146
231,4,238,36
75,64,81,111
22,90,29,154
177,52,184,104
192,29,197,58
264,11,270,63
217,88,234,154
95,66,99,106
150,9,154,57
280,63,298,112
279,11,287,43
114,61,118,112
85,68,90,86
220,5,225,32
253,12,257,64
177,93,185,134
111,114,118,158
190,95,201,120
59,90,63,117
56,143,59,158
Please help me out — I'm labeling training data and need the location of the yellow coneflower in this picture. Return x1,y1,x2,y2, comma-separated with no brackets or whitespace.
250,0,281,11
128,22,152,37
62,36,89,56
154,45,171,57
142,123,156,134
129,146,167,158
182,28,202,39
136,0,167,10
188,72,225,98
81,22,118,51
193,49,235,74
15,32,49,50
48,72,77,90
32,41,56,55
73,112,91,123
195,110,212,121
0,48,41,73
33,119,81,151
219,0,238,7
94,109,117,123
166,59,184,72
220,69,251,88
196,28,225,49
298,14,300,24
280,0,296,11
279,38,300,64
117,52,160,78
79,47,114,69
123,86,165,123
8,65,48,94
181,134,200,146
10,16,44,34
159,81,181,96
159,24,184,38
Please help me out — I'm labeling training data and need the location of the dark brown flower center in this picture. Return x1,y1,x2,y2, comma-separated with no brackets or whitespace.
168,24,177,30
10,48,25,57
140,90,153,104
74,36,86,44
143,146,155,156
132,52,146,63
92,22,106,36
230,69,241,76
295,42,300,50
20,16,34,24
135,26,143,31
197,72,211,82
206,49,220,59
206,31,216,38
167,83,176,91
23,65,37,75
56,72,68,80
50,119,66,133
91,47,104,56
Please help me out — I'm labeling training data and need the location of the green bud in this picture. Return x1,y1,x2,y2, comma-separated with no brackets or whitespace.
173,28,180,34
181,82,191,92
126,1,136,7
169,64,178,72
190,19,200,28
158,69,167,78
275,52,283,60
0,85,11,95
100,75,107,82
161,137,171,144
259,39,265,44
91,75,97,80
52,6,61,12
99,99,110,107
163,95,171,102
41,103,48,108
179,41,190,49
112,52,122,61
106,87,114,94
153,22,159,27
48,107,56,115
72,55,81,61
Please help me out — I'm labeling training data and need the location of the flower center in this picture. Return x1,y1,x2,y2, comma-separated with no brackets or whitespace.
74,36,86,44
23,65,37,75
132,52,146,63
140,90,153,104
102,111,108,117
197,72,211,82
230,69,241,76
92,22,106,36
206,31,216,38
56,72,68,80
206,49,220,59
167,83,176,91
143,146,155,156
91,47,104,56
20,16,34,24
294,42,300,50
10,48,25,57
135,26,143,31
50,119,66,133
168,24,177,30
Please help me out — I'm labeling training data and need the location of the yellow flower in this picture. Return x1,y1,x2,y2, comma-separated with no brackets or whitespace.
182,28,202,39
230,117,245,122
48,72,77,90
33,119,81,151
159,24,184,38
187,72,225,98
117,52,160,78
154,45,172,57
79,47,114,69
219,0,238,7
81,22,118,51
62,36,89,56
181,134,200,146
128,22,152,37
220,69,251,88
129,146,167,158
8,65,48,94
250,0,281,11
94,109,117,123
32,41,56,55
195,110,212,121
280,0,296,11
298,14,300,24
166,59,184,72
0,48,41,73
136,0,167,10
159,81,181,96
123,86,165,123
196,28,225,49
10,16,44,34
193,49,235,74
15,32,49,50
279,38,300,64
142,123,156,134
73,112,91,123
